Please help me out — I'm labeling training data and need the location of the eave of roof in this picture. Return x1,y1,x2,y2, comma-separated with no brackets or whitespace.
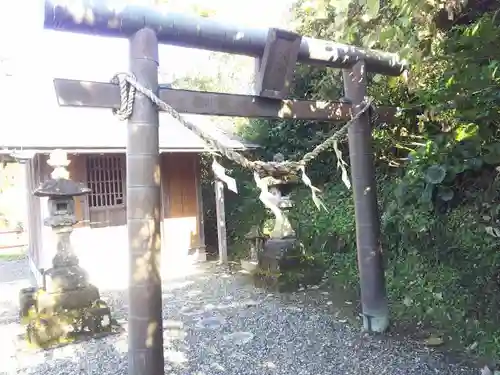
0,76,259,153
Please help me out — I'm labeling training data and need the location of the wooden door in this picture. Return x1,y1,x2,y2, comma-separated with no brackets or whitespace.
161,153,200,263
67,154,89,228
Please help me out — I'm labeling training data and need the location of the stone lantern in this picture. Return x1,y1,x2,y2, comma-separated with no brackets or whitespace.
19,149,113,348
253,153,302,291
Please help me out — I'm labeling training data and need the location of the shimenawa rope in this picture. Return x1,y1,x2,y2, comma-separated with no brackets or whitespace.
110,72,373,209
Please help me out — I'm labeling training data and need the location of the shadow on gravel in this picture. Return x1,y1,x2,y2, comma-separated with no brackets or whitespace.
21,339,128,375
0,260,481,375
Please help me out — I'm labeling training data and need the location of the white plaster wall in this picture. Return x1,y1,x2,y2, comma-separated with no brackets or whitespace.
38,197,56,272
69,222,205,291
72,225,129,290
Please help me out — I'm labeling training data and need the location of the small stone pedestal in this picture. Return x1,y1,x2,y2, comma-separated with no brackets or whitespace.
18,150,113,348
253,157,302,292
241,226,267,273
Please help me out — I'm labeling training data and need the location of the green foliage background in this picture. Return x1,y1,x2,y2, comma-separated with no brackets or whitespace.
203,0,500,362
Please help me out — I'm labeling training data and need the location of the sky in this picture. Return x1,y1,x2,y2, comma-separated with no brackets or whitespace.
0,0,295,85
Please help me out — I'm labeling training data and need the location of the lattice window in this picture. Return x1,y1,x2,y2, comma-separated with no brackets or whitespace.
86,155,125,208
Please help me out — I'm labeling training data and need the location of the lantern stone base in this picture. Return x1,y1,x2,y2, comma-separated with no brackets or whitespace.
44,265,91,292
253,237,302,292
19,266,114,349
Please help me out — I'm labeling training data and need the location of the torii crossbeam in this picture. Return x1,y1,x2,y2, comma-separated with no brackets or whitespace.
43,1,407,75
42,1,408,374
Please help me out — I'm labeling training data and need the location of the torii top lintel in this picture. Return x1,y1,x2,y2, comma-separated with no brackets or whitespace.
43,0,408,76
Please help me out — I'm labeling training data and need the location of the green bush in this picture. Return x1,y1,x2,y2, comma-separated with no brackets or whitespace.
285,175,500,359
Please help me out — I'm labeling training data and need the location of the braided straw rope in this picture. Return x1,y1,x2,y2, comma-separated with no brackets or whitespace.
109,73,372,179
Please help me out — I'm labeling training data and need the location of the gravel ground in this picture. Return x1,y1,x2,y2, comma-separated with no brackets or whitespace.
0,258,480,375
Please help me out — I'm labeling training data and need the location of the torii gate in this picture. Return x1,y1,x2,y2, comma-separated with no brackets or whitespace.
42,1,407,374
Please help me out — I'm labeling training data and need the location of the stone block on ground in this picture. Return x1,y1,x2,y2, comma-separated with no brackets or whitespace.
253,237,303,292
240,259,258,273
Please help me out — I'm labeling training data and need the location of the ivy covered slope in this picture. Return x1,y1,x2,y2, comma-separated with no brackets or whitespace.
225,0,500,362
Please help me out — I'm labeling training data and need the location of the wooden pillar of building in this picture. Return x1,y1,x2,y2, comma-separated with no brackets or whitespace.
214,179,228,265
